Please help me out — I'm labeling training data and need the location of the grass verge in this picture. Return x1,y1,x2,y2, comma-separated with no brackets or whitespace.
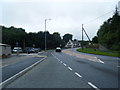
76,48,120,57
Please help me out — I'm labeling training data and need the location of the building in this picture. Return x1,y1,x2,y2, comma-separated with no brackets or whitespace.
65,40,81,48
0,43,11,58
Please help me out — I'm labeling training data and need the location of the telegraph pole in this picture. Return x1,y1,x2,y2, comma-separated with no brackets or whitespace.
44,19,51,52
45,19,47,52
82,24,84,51
82,24,96,51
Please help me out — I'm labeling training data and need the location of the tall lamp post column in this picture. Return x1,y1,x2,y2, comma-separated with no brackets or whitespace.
45,19,51,52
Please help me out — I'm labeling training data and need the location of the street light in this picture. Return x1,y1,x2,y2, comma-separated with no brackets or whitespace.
45,19,51,52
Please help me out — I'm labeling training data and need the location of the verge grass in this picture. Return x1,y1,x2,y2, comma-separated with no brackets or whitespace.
76,48,120,57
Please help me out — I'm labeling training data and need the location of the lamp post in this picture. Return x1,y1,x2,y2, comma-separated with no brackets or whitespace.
45,19,51,52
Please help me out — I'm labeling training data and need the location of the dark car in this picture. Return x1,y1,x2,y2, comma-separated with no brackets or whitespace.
56,47,61,52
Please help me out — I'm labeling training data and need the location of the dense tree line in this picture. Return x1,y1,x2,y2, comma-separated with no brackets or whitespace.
96,9,120,51
1,25,73,50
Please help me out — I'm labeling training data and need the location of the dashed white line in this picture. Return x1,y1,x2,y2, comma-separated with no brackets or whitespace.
60,61,63,63
88,82,100,90
75,72,82,78
68,67,72,71
63,63,67,66
51,53,61,62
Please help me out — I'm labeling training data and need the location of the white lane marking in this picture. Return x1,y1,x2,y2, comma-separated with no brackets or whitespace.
75,72,82,78
94,57,97,59
51,53,61,61
0,56,47,88
89,58,104,64
68,67,72,71
88,82,100,90
97,59,104,64
117,66,120,67
60,61,63,63
63,63,67,66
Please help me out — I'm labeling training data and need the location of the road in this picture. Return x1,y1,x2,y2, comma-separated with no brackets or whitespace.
3,49,119,89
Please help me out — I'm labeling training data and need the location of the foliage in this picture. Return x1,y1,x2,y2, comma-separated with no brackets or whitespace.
2,26,70,49
63,33,73,43
92,36,98,43
97,9,120,51
2,26,26,48
77,48,119,57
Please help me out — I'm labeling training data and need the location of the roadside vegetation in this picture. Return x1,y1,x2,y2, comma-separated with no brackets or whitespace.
1,25,73,50
77,8,120,57
77,48,120,57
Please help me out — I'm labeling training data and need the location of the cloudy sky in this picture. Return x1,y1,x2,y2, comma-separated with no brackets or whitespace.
0,0,120,40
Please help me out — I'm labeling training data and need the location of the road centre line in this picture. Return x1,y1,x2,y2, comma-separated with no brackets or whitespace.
51,53,60,61
63,63,67,66
88,82,100,90
75,72,82,78
68,67,72,71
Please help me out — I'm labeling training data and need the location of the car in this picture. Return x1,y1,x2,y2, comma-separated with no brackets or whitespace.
12,47,22,53
56,47,61,52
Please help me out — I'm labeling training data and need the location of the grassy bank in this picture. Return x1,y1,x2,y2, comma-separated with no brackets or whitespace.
76,48,120,57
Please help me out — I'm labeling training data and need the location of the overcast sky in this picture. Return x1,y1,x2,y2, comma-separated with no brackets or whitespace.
0,0,120,40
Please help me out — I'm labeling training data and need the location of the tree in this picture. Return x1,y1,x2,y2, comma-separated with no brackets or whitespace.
97,8,120,51
2,26,26,48
63,34,73,43
92,36,98,43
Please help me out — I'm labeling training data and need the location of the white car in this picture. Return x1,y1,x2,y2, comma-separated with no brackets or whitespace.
12,47,22,53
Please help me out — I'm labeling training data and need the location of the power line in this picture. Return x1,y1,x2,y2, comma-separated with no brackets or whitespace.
84,10,114,25
84,5,120,25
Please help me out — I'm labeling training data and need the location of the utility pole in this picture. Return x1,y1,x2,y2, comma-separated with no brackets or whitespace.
45,19,47,52
82,24,96,51
45,19,51,52
82,24,84,51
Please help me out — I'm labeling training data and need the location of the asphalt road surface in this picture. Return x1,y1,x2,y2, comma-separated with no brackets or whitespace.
1,54,45,82
5,49,119,89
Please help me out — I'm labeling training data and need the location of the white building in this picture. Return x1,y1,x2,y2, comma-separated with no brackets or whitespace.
65,40,81,48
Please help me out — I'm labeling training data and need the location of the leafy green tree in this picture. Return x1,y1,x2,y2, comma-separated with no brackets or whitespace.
63,33,73,43
2,26,26,48
97,8,120,51
92,36,98,43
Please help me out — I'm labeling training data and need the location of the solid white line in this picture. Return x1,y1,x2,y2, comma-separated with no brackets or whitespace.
63,63,67,66
75,72,82,78
88,82,100,90
68,67,72,71
0,56,47,88
117,66,120,67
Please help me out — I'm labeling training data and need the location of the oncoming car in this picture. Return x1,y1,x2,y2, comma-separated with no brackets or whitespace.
56,47,61,52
